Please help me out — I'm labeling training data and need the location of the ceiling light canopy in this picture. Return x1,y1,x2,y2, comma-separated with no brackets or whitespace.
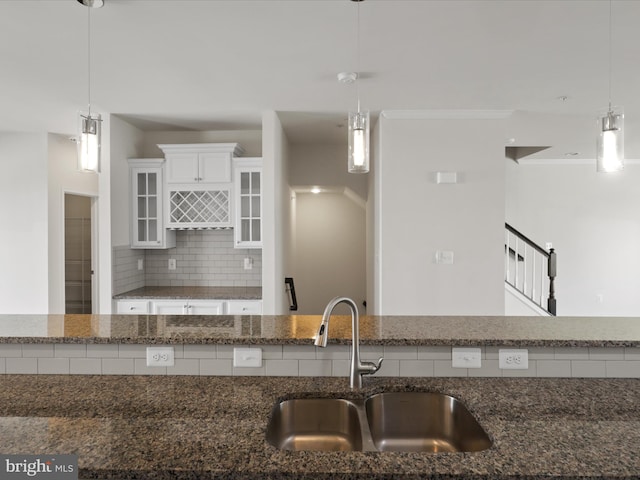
77,0,104,8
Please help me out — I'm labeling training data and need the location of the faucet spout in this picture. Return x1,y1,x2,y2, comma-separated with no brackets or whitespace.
314,296,383,389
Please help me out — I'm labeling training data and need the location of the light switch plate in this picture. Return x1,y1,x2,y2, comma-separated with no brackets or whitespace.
436,171,458,184
435,250,454,265
233,348,262,368
452,347,481,368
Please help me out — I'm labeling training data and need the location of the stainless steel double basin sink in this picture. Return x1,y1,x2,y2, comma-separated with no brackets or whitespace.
266,392,492,453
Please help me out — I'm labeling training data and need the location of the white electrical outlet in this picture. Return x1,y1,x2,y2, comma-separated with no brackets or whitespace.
137,259,144,271
233,348,262,368
499,349,528,369
146,347,175,367
452,347,481,368
168,259,177,270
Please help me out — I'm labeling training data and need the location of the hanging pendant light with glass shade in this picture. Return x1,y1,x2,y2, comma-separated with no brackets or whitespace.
596,0,623,173
347,0,369,174
77,0,103,173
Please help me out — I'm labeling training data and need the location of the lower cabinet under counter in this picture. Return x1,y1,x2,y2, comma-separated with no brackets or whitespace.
116,300,150,314
115,298,262,315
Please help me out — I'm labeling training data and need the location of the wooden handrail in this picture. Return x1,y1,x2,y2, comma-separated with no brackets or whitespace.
505,223,557,316
505,223,549,257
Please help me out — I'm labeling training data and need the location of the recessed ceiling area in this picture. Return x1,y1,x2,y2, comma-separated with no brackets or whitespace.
2,0,640,155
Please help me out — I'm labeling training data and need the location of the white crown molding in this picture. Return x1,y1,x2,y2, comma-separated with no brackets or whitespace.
517,158,640,166
381,109,514,120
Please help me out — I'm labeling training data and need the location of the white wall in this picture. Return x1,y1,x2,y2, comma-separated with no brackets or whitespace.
47,133,98,313
376,113,506,315
293,192,366,314
368,118,381,314
142,130,262,158
289,143,367,199
110,116,145,247
505,160,640,316
262,111,291,314
0,133,49,313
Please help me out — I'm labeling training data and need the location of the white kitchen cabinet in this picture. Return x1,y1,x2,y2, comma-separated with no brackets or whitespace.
116,300,150,314
233,158,262,248
129,159,176,249
226,300,263,315
164,151,233,184
187,300,225,315
152,299,225,315
158,143,244,229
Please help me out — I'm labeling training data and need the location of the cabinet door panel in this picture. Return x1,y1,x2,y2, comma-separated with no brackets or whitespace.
166,153,199,183
233,160,263,248
130,160,175,249
188,301,225,315
152,301,187,314
199,153,231,183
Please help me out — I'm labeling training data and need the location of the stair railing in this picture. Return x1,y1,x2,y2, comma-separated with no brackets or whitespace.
504,223,557,315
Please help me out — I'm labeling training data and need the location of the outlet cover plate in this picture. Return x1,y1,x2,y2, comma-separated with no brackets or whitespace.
452,347,481,369
233,348,262,368
146,347,175,367
499,349,529,369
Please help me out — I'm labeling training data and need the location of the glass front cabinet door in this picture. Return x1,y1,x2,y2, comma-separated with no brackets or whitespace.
129,159,176,249
234,158,262,249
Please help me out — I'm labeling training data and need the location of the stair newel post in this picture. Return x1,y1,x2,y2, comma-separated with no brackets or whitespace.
547,248,557,315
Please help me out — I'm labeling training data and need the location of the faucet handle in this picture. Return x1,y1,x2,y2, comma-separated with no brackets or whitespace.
361,357,384,375
373,357,384,373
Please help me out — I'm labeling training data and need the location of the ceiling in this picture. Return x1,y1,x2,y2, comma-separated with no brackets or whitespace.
2,0,640,157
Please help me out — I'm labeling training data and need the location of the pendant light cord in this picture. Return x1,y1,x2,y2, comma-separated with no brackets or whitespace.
87,6,92,115
356,0,361,114
608,0,612,112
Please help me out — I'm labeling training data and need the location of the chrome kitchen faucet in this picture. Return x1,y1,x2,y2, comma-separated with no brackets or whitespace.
314,296,383,389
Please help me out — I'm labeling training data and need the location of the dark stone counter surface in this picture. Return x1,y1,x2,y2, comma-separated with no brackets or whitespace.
0,375,638,479
113,286,262,300
0,314,639,347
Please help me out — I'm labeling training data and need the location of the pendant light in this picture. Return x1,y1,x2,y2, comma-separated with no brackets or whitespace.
596,0,623,173
77,0,103,173
347,0,369,174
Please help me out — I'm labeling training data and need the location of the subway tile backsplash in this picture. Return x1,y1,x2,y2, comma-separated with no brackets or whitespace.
113,230,261,292
3,344,638,378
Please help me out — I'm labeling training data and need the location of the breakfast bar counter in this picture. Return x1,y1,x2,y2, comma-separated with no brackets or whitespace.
0,314,639,347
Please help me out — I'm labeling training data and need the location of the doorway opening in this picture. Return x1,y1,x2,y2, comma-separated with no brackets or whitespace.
292,189,367,314
64,194,94,314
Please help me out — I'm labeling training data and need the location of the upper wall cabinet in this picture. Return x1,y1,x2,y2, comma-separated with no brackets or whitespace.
158,143,244,229
164,152,232,184
129,159,176,249
233,158,263,248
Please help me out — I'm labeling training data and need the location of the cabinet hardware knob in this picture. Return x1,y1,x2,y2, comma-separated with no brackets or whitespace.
130,307,135,310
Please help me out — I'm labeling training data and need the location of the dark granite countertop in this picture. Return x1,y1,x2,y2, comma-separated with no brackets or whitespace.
0,314,639,347
113,286,262,300
0,375,638,479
